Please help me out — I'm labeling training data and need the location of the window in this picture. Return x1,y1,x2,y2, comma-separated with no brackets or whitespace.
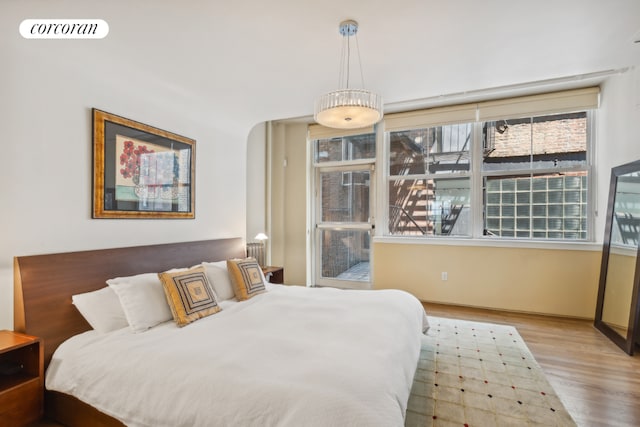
310,87,599,245
388,124,472,236
308,127,376,288
386,112,591,240
314,133,375,163
383,87,598,241
482,113,588,239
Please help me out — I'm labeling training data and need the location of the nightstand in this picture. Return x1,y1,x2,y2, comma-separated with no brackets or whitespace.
262,266,284,284
0,330,43,427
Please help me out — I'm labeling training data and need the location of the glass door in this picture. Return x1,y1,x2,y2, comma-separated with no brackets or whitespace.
315,164,374,289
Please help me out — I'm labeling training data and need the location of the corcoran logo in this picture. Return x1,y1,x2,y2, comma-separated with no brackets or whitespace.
19,19,109,39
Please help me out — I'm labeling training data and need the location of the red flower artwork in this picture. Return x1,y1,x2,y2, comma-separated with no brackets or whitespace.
119,140,154,184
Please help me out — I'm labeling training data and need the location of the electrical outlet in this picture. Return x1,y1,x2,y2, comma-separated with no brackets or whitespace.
441,272,448,281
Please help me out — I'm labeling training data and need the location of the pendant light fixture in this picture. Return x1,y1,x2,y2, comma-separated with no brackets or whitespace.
314,20,383,130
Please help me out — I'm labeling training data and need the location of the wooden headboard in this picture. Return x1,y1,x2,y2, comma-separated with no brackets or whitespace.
13,238,245,367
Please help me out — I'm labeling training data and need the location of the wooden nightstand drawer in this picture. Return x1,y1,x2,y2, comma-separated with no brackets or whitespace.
0,378,41,426
0,331,43,426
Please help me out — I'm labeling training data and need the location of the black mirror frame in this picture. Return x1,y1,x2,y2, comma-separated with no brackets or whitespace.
594,159,640,355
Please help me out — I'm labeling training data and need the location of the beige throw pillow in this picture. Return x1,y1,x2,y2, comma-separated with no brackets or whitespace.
227,258,267,301
158,266,221,327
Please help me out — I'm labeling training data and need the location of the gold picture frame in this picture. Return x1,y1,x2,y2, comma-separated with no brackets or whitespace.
92,109,195,219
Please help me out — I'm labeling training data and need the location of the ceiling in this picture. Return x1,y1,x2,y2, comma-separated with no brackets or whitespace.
4,0,640,137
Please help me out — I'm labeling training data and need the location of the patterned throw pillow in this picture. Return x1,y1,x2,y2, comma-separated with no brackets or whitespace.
227,258,267,301
158,266,221,327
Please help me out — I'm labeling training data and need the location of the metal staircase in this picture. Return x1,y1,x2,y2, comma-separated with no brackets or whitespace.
389,134,431,235
440,204,464,235
389,130,469,236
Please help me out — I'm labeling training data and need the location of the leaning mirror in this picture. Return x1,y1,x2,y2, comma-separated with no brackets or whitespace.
595,160,640,354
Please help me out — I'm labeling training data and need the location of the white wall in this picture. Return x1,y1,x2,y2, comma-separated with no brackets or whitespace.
0,11,248,330
594,67,640,235
246,122,267,246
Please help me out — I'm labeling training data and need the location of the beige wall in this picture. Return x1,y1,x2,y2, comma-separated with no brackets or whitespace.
373,242,601,318
269,122,307,285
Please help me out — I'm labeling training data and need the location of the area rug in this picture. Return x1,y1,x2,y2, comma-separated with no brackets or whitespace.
405,316,576,427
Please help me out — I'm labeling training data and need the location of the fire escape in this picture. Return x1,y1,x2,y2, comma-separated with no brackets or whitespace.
389,131,469,235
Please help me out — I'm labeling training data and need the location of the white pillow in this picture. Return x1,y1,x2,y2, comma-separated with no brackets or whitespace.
201,261,235,301
206,260,228,270
72,287,128,333
107,272,173,333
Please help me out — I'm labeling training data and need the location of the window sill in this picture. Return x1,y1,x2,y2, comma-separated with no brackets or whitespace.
373,235,602,251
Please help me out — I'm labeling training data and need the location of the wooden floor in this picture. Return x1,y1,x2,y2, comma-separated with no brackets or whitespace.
423,302,640,427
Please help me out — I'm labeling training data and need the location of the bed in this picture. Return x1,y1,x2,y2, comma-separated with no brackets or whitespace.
14,238,428,427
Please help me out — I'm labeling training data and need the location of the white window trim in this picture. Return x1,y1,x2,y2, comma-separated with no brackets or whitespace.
471,121,483,237
313,158,374,169
478,112,594,240
384,112,595,241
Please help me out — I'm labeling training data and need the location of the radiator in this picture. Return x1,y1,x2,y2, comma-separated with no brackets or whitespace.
246,242,265,266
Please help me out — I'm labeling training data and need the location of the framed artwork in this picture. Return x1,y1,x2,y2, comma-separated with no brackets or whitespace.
92,109,195,219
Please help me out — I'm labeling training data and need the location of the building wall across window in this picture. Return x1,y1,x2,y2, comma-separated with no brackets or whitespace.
481,112,589,239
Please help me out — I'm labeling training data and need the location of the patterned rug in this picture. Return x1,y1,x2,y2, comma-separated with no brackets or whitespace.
405,316,576,427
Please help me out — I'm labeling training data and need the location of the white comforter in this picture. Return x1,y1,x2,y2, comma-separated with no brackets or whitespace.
47,285,429,427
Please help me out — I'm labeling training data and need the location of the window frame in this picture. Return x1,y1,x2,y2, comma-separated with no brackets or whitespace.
310,133,377,289
478,111,594,240
383,112,594,241
310,87,600,246
386,122,474,238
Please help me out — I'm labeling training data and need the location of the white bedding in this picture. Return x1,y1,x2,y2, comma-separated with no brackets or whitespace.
47,285,429,427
